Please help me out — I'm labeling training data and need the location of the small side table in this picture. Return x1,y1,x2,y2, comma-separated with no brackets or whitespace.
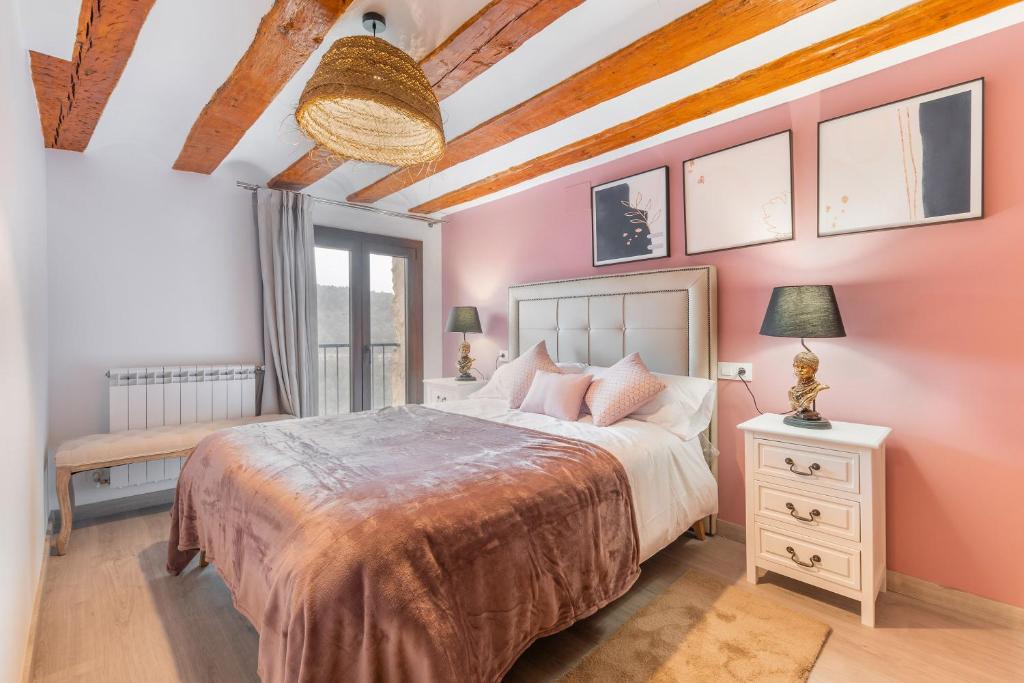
423,377,481,406
738,413,891,626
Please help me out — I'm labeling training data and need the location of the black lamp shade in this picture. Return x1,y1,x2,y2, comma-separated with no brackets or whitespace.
446,306,482,334
760,286,846,339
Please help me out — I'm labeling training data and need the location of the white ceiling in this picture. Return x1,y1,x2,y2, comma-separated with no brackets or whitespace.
16,0,1024,218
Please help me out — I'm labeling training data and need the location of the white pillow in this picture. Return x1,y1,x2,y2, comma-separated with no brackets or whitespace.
470,361,513,400
586,365,716,440
469,344,572,403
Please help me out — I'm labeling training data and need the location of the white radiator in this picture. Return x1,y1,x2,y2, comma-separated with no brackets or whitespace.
106,364,260,488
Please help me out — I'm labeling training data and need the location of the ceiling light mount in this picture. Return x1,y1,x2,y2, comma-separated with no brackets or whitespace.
362,12,386,36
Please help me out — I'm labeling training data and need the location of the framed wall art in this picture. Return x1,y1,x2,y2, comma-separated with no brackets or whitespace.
683,131,794,255
818,78,983,236
591,166,669,267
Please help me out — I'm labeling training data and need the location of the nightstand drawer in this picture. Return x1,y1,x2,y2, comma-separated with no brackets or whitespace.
427,391,452,405
423,379,480,406
754,482,861,542
756,439,859,494
756,525,861,591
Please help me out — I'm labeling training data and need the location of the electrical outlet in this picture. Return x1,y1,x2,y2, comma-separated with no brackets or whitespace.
718,362,753,381
497,350,509,361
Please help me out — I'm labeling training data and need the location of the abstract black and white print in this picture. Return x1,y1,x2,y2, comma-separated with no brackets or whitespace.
592,166,668,266
819,79,983,236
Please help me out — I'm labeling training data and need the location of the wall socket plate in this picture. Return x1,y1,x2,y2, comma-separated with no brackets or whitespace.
497,350,509,361
717,362,753,381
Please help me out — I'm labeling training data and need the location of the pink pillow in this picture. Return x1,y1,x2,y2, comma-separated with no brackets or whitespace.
520,371,593,421
584,353,666,427
505,341,561,408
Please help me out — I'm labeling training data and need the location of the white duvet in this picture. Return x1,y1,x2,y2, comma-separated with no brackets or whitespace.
435,398,718,562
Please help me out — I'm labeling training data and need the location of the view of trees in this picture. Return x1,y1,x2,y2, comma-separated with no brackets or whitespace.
316,262,406,414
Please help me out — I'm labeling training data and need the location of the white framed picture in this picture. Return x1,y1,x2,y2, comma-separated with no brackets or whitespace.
818,78,983,236
591,166,669,267
683,131,794,254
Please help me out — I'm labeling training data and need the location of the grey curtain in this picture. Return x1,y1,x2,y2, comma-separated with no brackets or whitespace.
255,189,319,417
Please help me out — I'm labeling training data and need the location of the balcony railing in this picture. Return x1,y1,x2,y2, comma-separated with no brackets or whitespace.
318,342,402,415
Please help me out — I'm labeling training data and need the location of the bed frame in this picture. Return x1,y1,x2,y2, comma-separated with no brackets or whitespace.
508,266,719,532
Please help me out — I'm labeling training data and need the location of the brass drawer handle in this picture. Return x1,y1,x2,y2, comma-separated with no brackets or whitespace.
785,457,821,476
786,503,821,523
785,546,821,568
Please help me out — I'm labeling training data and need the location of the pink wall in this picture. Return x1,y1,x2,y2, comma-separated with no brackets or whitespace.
442,24,1024,608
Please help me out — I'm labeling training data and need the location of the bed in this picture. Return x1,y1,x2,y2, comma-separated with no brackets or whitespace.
167,267,718,683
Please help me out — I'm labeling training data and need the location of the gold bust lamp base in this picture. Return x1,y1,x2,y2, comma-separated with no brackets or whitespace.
784,409,831,430
455,339,476,382
784,348,831,430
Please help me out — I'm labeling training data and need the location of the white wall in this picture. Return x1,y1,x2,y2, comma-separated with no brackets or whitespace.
46,153,442,508
46,151,264,506
0,1,49,680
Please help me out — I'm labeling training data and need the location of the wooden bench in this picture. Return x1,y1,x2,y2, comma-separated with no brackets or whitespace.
54,414,289,555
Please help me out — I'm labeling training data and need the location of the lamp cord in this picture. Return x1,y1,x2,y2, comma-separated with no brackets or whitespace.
737,368,794,416
737,370,764,415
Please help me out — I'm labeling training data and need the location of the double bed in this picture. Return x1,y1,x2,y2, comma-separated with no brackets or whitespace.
167,267,719,682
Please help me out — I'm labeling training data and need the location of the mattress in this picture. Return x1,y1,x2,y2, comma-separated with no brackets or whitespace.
435,397,719,561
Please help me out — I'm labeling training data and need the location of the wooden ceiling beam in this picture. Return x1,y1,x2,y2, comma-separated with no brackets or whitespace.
422,0,584,100
173,0,354,175
410,0,1014,215
267,0,583,192
347,0,832,205
28,51,72,146
268,146,341,192
29,0,157,151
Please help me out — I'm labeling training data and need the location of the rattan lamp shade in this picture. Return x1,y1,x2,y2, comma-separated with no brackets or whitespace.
296,35,445,167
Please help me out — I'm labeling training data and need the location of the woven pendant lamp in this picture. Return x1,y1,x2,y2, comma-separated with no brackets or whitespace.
296,16,445,168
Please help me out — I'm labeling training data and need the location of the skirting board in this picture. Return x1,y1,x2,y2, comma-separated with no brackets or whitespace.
715,518,746,544
885,571,1024,630
714,519,1024,629
22,512,54,683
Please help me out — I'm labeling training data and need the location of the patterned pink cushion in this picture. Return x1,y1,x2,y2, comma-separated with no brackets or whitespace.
520,370,593,421
584,353,666,427
505,341,560,408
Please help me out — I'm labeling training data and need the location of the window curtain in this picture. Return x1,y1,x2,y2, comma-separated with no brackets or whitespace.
254,189,319,417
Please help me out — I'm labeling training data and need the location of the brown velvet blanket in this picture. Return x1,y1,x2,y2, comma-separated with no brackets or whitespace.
167,405,639,682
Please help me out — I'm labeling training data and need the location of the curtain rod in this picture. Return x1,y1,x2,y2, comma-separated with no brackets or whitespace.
236,181,444,227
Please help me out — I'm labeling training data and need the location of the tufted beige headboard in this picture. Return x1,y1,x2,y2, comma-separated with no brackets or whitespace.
508,265,719,446
508,267,715,375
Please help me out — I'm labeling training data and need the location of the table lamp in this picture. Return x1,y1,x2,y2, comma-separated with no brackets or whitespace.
759,285,846,429
446,306,482,381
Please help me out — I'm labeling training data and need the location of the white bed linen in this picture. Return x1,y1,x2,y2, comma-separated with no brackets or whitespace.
434,398,718,562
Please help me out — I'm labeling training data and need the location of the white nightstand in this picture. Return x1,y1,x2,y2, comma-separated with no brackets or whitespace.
423,377,481,406
738,413,891,626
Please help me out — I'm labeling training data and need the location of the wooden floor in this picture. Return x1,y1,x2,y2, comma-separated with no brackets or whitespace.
29,505,1023,682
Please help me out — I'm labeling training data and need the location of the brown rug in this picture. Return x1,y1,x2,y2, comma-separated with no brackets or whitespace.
560,570,831,682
